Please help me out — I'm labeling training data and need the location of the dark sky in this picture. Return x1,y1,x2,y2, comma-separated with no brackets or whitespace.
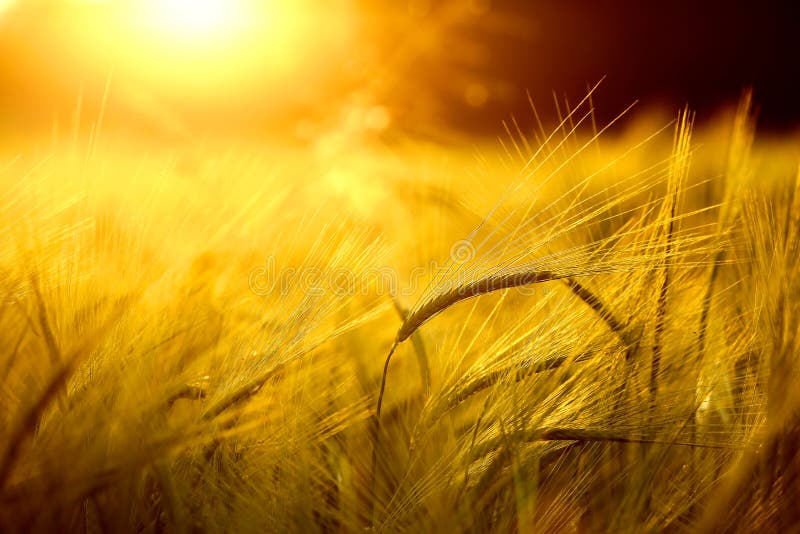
453,0,800,132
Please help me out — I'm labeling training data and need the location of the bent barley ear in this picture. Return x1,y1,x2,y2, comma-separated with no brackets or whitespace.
370,98,726,529
396,269,562,342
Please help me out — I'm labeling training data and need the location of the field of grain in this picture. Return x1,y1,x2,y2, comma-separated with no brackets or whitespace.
1,1,800,530
1,83,799,532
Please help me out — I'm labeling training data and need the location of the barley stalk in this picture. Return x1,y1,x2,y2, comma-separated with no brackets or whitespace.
470,426,736,462
651,109,694,412
391,294,430,396
0,298,129,493
446,350,598,411
371,269,566,527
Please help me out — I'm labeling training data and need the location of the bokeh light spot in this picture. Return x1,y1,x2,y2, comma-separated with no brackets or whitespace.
465,83,489,107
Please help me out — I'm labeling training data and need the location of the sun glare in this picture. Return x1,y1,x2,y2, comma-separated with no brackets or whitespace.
147,0,245,40
34,0,351,103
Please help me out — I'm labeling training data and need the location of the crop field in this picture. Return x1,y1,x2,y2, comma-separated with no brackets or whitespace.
1,1,800,533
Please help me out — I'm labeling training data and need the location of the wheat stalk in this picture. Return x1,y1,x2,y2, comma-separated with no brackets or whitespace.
0,296,130,493
446,350,598,410
469,426,736,461
651,108,694,412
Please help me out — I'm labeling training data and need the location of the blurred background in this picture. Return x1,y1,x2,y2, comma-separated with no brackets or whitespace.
0,0,798,144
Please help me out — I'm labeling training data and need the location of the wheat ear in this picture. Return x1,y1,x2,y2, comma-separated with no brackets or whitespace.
376,267,564,426
371,268,564,527
398,269,562,342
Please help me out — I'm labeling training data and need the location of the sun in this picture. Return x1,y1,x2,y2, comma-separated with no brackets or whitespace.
25,0,353,104
146,0,247,41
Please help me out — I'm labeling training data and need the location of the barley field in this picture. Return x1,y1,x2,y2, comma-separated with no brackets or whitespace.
2,2,800,533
